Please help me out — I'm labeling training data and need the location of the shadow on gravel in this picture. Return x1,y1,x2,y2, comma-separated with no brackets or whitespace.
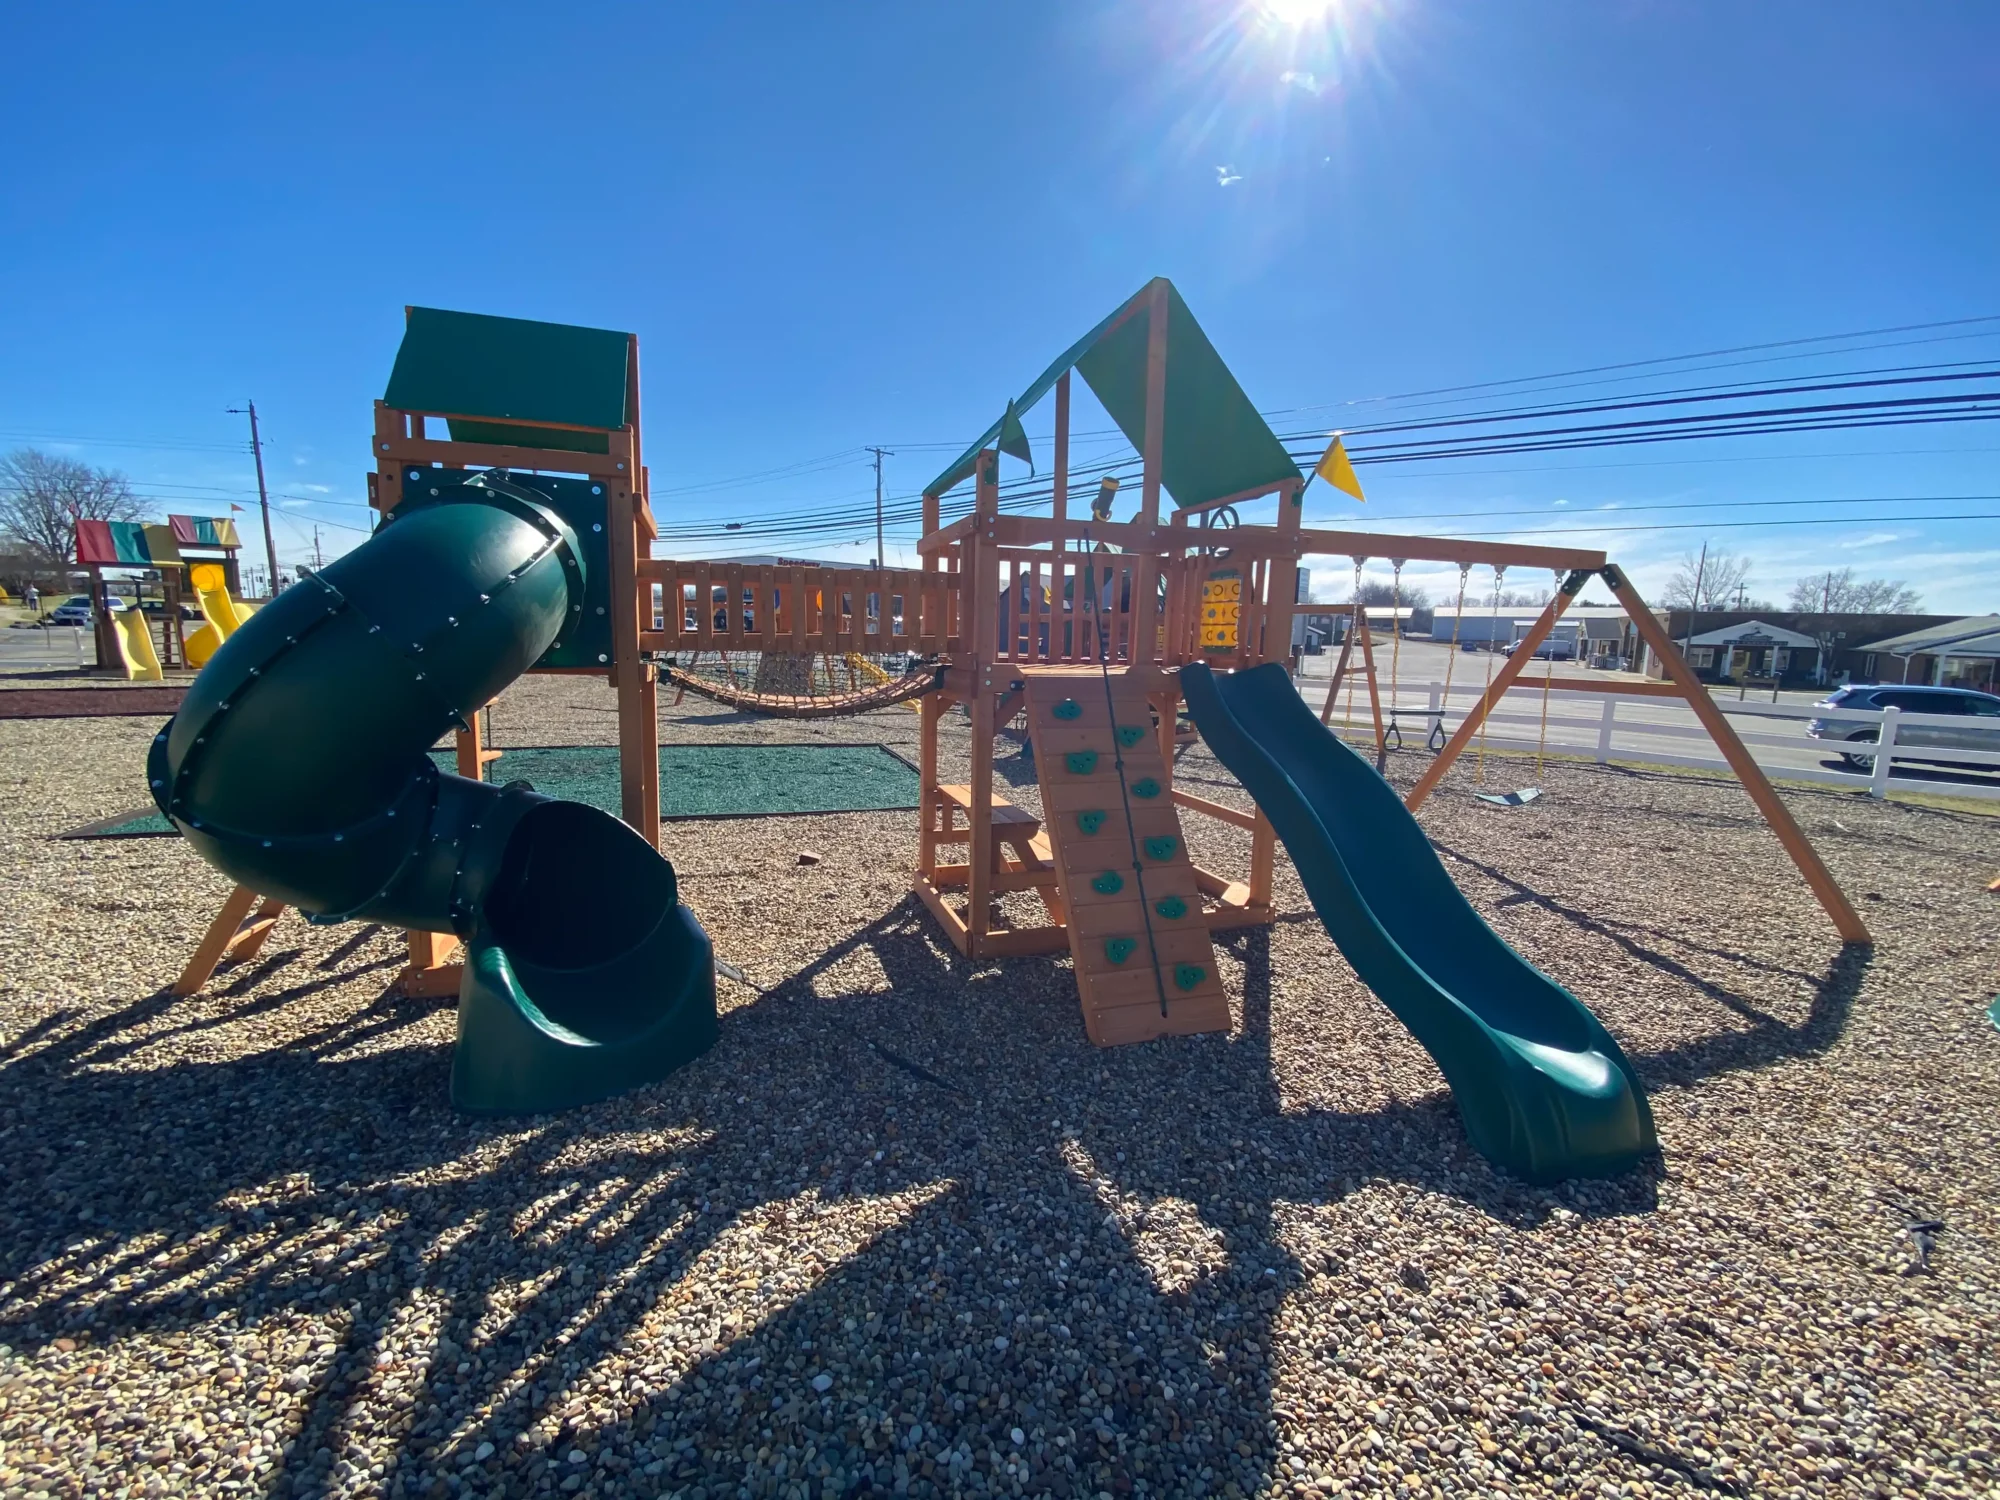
1433,840,1874,1088
1,886,1684,1500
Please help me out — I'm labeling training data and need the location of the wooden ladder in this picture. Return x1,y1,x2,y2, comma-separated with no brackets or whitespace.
1022,669,1231,1045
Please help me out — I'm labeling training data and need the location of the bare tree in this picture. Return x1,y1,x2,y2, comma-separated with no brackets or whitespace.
1661,546,1754,611
1787,568,1922,615
0,449,142,571
1351,579,1431,610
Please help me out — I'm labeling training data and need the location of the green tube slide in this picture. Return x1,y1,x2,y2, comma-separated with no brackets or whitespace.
1181,662,1654,1181
149,472,718,1115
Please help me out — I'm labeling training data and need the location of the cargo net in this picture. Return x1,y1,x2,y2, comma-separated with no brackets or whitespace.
662,651,940,718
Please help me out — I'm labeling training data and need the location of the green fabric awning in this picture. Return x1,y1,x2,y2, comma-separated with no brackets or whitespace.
385,307,632,455
924,278,1300,509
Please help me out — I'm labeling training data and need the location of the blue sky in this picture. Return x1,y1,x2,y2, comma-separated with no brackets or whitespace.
1,0,1995,610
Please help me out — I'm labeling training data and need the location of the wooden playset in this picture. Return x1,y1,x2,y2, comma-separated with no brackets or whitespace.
651,278,1869,1048
175,285,1869,1038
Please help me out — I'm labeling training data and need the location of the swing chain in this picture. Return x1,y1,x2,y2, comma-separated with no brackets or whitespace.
1384,559,1407,751
1428,562,1472,753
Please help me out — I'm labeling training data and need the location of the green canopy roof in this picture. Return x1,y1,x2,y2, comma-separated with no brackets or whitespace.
385,307,632,456
924,278,1300,508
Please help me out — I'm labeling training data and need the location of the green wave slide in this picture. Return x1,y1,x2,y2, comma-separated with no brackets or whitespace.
1180,662,1655,1181
149,472,718,1115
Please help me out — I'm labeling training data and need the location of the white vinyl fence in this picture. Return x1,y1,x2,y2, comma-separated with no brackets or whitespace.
1312,679,2000,802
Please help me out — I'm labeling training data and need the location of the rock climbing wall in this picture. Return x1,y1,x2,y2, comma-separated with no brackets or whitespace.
1022,669,1232,1045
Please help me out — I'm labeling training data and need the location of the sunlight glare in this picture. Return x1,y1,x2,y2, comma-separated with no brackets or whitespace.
1261,0,1340,25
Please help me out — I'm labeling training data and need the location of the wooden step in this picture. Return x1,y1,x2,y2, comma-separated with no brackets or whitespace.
1021,669,1231,1046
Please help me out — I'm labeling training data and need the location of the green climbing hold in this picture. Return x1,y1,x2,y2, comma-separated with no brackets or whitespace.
1091,871,1124,895
1130,776,1161,800
1116,725,1147,748
1155,895,1188,920
1052,698,1082,721
1077,809,1107,836
1105,937,1137,965
1143,835,1179,861
1065,750,1099,775
1174,963,1207,992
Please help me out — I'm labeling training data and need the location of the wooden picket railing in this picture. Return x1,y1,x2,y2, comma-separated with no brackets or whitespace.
638,560,962,656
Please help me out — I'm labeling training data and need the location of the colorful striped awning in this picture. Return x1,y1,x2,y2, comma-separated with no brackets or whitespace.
76,516,239,566
168,514,242,548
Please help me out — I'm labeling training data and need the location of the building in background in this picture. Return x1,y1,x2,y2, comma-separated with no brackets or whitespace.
1852,615,2000,692
1648,611,1965,686
1428,604,1641,669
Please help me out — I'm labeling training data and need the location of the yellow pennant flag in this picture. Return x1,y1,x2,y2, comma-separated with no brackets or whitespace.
1314,434,1366,502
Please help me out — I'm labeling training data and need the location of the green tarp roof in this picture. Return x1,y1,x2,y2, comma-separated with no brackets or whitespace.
385,307,632,455
924,278,1300,509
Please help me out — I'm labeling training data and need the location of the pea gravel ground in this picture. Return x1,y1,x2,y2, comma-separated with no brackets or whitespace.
0,674,1996,1500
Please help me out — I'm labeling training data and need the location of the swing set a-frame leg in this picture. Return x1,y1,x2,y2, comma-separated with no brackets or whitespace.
1601,564,1871,945
1355,613,1387,769
1319,631,1357,725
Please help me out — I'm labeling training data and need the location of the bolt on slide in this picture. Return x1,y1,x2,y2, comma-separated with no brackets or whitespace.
148,471,718,1114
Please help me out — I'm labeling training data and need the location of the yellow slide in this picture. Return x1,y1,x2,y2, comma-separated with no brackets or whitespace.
112,606,164,681
183,562,256,667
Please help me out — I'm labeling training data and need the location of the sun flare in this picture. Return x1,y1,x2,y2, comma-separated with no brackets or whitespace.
1259,0,1341,25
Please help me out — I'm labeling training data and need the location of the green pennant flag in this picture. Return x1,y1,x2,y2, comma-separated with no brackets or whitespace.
996,398,1033,472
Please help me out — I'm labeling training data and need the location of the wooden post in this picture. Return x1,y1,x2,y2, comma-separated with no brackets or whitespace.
1052,370,1070,544
967,452,1000,954
1406,579,1582,810
1133,281,1168,662
1604,565,1870,944
1267,478,1303,668
607,461,661,848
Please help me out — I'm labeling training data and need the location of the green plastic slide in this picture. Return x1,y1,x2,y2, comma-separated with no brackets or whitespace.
1181,662,1654,1181
149,472,717,1114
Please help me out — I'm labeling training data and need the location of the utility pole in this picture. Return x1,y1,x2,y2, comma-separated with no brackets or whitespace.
1680,540,1708,663
866,446,894,569
312,525,324,571
227,400,281,596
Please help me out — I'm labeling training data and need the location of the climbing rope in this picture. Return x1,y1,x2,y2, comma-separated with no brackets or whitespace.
1473,565,1506,786
661,657,940,717
1533,568,1562,782
1384,559,1406,753
1428,563,1472,753
1081,522,1172,1020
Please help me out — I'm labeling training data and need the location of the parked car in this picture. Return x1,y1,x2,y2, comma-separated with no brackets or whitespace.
1500,636,1577,661
140,599,204,620
46,600,93,627
1805,684,2000,770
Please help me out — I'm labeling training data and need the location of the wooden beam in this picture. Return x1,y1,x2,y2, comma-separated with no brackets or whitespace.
1356,606,1387,765
1173,789,1260,831
1294,529,1606,572
1603,565,1871,945
966,456,999,954
1406,578,1584,810
913,874,970,956
1319,627,1358,725
1053,370,1070,545
397,958,465,999
174,885,268,997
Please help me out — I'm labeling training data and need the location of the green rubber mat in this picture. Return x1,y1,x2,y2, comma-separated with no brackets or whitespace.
61,742,920,839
